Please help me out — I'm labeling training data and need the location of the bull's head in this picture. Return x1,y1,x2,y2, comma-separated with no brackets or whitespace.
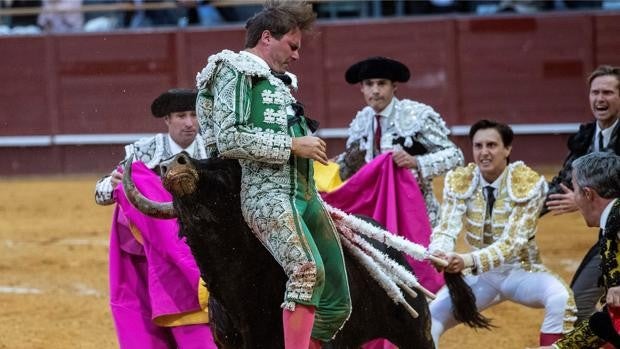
122,152,199,219
160,152,200,197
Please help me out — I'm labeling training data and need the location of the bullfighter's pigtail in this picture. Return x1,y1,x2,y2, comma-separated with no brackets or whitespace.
444,273,494,329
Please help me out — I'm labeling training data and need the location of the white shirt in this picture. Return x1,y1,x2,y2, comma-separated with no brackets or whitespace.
599,198,618,238
375,97,396,127
596,118,619,151
168,134,197,156
480,170,505,201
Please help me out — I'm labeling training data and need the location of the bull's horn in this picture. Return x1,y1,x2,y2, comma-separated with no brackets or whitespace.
122,155,177,219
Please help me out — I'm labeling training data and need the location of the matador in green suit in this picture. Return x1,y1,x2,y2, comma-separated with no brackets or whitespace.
195,2,351,346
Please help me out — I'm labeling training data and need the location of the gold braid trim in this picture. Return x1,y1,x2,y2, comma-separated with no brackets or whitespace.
553,320,604,349
601,201,620,288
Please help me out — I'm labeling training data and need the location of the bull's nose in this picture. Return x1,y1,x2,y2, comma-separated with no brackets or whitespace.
177,154,188,165
160,164,168,176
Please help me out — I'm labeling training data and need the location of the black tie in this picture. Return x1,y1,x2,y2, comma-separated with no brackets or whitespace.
271,71,292,86
599,130,605,151
287,102,320,133
484,186,495,218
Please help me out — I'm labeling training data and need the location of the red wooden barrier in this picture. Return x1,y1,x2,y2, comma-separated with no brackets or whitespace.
1,11,619,175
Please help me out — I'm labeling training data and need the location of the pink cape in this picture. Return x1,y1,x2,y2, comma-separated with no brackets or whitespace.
322,153,444,348
322,153,443,291
109,161,215,348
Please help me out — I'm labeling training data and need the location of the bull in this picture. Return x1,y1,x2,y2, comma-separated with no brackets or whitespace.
123,152,436,348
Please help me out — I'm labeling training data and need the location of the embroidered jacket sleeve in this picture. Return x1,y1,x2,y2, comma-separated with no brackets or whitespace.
95,174,116,206
94,143,134,206
600,201,620,289
209,62,292,164
428,164,475,254
469,164,547,274
196,89,219,158
413,107,464,180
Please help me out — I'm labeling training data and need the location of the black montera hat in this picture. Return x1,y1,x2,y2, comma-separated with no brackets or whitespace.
150,88,197,118
345,57,410,84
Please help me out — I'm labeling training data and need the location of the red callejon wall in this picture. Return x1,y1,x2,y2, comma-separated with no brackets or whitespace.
0,11,619,176
457,15,593,124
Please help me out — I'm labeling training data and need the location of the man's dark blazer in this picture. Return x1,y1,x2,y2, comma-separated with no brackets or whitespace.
542,121,620,215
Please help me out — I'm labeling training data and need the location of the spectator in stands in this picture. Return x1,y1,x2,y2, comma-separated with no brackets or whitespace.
561,0,602,10
37,0,83,32
407,0,473,15
1,0,41,28
496,0,549,13
214,2,261,23
123,0,178,28
544,65,620,323
177,0,224,26
82,0,125,32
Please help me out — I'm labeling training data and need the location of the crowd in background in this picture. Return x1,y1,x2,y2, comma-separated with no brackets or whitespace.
0,0,616,35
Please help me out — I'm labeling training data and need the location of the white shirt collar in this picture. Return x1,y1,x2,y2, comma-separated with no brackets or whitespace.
480,168,506,197
167,134,196,156
600,198,618,229
596,118,619,149
376,97,396,118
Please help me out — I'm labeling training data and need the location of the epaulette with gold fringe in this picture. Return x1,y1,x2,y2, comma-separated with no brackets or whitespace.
445,163,478,199
506,161,547,203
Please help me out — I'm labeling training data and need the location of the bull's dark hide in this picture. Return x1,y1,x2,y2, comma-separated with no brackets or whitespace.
167,155,434,349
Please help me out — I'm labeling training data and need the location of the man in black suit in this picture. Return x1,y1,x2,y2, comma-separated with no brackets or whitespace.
544,65,620,323
537,152,620,349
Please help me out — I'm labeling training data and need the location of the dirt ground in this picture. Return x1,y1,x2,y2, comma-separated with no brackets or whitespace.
0,168,599,349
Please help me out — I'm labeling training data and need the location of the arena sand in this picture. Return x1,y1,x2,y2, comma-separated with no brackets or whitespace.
0,169,596,348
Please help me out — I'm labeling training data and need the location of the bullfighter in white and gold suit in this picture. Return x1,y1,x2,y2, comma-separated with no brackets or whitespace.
428,120,576,347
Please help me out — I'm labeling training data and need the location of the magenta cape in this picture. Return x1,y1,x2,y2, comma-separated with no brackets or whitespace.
109,161,214,347
322,153,444,292
322,153,443,349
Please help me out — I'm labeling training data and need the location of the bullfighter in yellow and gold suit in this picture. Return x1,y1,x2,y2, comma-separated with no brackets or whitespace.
428,120,576,347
